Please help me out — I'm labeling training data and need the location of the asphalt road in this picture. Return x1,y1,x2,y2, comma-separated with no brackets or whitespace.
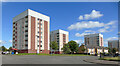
2,55,98,64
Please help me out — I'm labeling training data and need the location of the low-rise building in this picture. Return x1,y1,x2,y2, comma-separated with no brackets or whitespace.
85,45,108,55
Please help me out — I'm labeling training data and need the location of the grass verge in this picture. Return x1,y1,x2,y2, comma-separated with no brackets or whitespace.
99,57,120,61
14,53,90,56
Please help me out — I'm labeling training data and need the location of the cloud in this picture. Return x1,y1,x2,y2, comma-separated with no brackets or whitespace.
0,40,7,44
75,32,95,37
79,16,83,20
98,20,116,33
68,21,104,30
79,10,103,20
106,37,118,41
84,30,96,33
98,26,110,33
106,21,115,26
68,20,116,31
9,40,12,43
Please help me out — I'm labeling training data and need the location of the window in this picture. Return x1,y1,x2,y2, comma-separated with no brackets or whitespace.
41,32,42,34
13,46,15,48
25,44,28,47
25,30,28,32
25,21,28,23
41,41,42,43
25,16,28,18
25,35,28,37
38,22,39,24
25,25,28,27
37,36,39,38
40,19,42,21
40,45,42,47
38,18,40,20
37,45,39,47
25,40,28,41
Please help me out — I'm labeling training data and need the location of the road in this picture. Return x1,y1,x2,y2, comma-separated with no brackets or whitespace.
2,55,98,64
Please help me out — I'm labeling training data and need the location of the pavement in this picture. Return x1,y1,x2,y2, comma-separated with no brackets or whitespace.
2,55,98,64
83,59,119,65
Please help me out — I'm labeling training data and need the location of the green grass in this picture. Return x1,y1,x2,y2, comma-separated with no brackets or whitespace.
99,57,120,61
14,53,89,56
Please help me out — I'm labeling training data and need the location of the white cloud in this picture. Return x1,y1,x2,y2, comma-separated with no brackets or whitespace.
0,40,7,44
9,40,12,43
98,26,109,33
68,21,104,30
106,21,115,26
98,20,116,33
79,10,103,20
75,32,92,37
79,15,83,20
68,20,116,31
106,37,118,41
84,30,96,33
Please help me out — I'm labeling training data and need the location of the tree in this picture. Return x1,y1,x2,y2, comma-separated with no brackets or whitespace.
78,44,86,53
108,48,112,54
1,46,7,51
62,44,70,54
8,47,12,51
68,40,79,54
50,41,58,53
112,48,117,54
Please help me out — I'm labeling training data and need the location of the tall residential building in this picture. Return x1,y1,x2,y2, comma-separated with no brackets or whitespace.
50,29,69,54
84,33,103,47
12,9,50,54
108,40,119,50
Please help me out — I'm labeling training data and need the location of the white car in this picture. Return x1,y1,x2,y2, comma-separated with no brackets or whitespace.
2,51,9,54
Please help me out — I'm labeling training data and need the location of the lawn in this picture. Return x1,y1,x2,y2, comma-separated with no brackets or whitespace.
14,53,90,56
99,57,120,61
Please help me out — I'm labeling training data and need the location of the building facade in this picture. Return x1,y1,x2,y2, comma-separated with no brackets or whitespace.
12,9,50,54
50,29,69,54
84,33,103,47
86,46,108,55
108,40,119,51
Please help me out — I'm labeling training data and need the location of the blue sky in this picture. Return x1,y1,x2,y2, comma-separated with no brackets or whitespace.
1,2,118,48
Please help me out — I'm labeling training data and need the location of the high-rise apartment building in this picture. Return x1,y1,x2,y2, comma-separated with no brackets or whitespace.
84,33,103,46
50,29,69,54
108,40,119,50
12,9,50,54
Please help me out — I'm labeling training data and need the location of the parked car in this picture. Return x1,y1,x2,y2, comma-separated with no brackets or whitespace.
2,51,9,54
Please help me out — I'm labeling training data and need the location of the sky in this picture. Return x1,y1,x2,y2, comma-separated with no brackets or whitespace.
1,2,118,48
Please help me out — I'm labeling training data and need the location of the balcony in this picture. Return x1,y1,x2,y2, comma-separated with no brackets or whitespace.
25,37,28,40
25,41,28,44
25,32,28,35
25,27,28,30
25,23,28,26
